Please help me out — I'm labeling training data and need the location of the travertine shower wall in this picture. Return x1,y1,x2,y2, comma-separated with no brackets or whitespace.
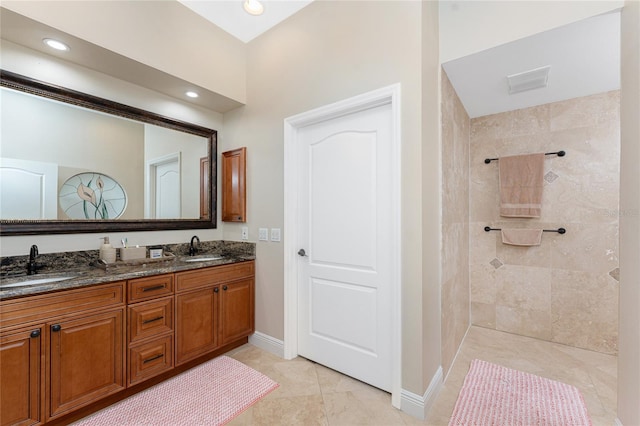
469,91,620,354
441,72,470,375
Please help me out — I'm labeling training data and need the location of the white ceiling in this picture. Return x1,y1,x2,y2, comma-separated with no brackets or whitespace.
442,11,621,118
179,0,314,43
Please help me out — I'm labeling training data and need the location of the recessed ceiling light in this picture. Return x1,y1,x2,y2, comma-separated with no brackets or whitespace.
43,38,69,51
506,65,551,94
243,0,264,16
185,91,199,98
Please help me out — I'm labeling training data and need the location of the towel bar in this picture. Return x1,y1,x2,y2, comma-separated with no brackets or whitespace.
484,226,566,234
484,150,565,164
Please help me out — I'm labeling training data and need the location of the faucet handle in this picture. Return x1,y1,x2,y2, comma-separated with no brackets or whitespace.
30,244,39,258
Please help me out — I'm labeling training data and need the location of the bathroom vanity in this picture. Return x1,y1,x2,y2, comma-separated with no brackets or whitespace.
0,255,255,426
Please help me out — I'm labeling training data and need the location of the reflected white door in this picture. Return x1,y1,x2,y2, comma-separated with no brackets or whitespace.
146,153,181,219
297,103,392,391
0,158,58,219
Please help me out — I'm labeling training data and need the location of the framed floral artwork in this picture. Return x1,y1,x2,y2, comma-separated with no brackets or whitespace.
59,172,127,219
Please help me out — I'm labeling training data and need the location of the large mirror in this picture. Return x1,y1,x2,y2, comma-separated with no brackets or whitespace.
0,70,217,235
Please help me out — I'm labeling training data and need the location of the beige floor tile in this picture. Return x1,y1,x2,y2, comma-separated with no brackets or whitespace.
228,326,617,425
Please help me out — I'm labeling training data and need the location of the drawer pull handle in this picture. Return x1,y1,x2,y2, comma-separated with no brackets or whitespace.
30,329,41,338
214,287,219,293
51,324,61,332
223,285,228,291
142,316,164,325
143,354,164,364
142,285,165,292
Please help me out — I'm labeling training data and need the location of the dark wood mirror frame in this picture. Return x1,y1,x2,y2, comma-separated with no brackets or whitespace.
0,70,217,236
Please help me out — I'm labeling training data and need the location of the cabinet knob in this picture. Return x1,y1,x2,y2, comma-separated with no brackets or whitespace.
30,329,41,338
214,287,219,293
51,324,61,332
223,285,228,291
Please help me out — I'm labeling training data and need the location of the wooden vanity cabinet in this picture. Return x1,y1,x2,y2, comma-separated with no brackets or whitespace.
0,325,43,426
48,309,124,419
0,261,254,425
175,261,254,365
219,278,254,345
0,282,126,424
127,274,175,386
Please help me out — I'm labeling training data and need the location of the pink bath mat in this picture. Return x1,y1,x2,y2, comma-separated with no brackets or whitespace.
449,359,591,426
74,355,278,426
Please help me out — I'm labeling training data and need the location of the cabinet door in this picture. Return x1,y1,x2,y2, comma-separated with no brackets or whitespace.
221,147,246,222
48,309,124,420
175,288,218,365
219,279,254,345
0,326,42,426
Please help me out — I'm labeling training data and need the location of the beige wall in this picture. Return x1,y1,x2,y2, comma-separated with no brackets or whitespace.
439,0,624,63
1,1,247,103
618,0,640,424
222,0,440,398
440,71,470,376
469,91,620,354
421,0,443,400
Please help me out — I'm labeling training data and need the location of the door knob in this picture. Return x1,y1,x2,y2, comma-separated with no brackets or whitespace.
297,249,307,257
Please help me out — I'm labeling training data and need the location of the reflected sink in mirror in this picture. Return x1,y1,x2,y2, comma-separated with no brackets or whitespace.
0,274,77,288
182,256,224,263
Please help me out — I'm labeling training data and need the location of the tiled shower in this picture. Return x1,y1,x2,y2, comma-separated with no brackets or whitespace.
441,71,620,375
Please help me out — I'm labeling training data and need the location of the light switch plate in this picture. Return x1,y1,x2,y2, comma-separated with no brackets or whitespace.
258,228,269,241
270,228,281,242
241,227,249,240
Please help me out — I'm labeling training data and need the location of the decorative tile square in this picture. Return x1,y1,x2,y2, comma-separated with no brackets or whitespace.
609,267,620,282
544,171,559,183
490,258,503,269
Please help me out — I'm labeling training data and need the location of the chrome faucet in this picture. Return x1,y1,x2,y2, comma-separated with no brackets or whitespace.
189,236,200,256
27,244,39,275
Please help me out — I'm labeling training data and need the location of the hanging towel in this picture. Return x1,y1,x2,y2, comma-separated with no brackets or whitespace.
499,153,545,218
501,229,543,246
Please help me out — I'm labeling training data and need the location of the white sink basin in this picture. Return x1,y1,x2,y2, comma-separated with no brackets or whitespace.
0,275,76,288
182,256,224,263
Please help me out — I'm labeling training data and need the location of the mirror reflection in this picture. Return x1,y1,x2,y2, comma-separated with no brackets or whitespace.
0,70,217,235
1,87,208,221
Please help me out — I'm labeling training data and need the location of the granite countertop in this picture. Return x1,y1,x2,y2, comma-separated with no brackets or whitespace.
0,241,256,300
0,254,255,300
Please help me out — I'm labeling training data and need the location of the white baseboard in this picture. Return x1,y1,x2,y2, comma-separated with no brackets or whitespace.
248,331,284,358
400,366,443,420
614,418,623,426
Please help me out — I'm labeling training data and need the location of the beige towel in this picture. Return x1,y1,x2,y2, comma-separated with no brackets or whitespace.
499,153,545,218
501,229,543,246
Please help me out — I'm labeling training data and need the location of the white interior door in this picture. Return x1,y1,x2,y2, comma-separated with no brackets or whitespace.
0,158,58,219
297,102,393,392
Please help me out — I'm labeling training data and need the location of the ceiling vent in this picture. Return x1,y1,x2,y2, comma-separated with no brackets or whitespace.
507,65,551,94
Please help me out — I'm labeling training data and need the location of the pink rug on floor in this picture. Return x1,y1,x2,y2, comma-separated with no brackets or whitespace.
449,359,591,426
74,356,278,426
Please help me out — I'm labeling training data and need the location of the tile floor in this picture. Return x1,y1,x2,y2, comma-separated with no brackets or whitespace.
227,326,617,425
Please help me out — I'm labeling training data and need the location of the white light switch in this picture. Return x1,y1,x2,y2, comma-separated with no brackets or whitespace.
270,228,281,242
241,227,249,240
258,228,269,241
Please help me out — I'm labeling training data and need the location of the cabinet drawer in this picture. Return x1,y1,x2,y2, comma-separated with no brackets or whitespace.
128,297,173,344
129,335,173,386
0,282,125,329
128,274,174,303
175,261,254,293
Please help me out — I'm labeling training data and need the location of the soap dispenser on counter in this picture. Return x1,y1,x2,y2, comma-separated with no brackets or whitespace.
99,237,117,263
